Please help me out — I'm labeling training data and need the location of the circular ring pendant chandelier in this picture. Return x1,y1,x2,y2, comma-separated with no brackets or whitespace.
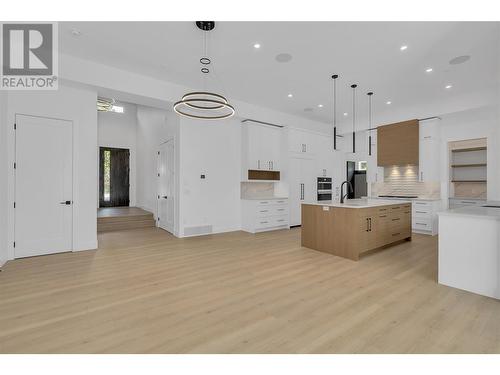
173,22,235,120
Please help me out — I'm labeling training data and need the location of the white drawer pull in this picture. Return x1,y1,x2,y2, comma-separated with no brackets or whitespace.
260,221,269,224
416,222,427,226
259,210,269,213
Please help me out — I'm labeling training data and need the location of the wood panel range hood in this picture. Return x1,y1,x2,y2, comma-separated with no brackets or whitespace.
377,119,419,166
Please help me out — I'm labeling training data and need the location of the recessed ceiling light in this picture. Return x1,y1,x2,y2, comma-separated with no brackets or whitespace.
445,85,453,89
70,28,82,37
400,45,408,51
425,68,433,73
287,93,293,98
318,104,323,108
386,101,392,105
449,55,470,65
276,53,293,63
343,112,348,116
253,43,261,49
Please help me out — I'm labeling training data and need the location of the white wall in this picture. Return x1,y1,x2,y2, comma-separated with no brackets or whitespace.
0,91,8,266
98,102,138,206
439,105,500,203
136,106,180,234
178,117,241,236
5,84,98,260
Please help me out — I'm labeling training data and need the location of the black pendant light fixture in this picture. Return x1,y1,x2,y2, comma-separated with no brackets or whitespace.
332,74,339,150
173,21,235,120
367,92,374,156
351,84,357,153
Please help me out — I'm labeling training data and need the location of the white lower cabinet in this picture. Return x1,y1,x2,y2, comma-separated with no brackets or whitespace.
412,200,442,236
242,199,289,233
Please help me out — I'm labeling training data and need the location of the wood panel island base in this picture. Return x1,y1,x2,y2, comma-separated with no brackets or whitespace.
301,200,412,261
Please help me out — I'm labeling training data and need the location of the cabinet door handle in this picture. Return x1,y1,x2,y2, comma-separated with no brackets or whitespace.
366,218,370,232
392,218,400,221
369,218,372,231
415,211,427,214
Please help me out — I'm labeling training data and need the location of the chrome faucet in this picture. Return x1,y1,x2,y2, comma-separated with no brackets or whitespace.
340,180,353,204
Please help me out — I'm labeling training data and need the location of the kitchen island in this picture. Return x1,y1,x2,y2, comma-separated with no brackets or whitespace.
438,203,500,300
301,199,412,261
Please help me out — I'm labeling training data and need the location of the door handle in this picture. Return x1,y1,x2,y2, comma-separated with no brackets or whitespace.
60,200,72,205
162,196,168,199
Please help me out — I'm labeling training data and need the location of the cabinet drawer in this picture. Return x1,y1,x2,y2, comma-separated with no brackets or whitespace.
273,216,288,226
413,201,432,209
412,206,432,217
256,205,288,217
387,230,411,243
256,200,273,207
274,199,288,205
255,215,288,229
256,207,273,217
412,217,432,231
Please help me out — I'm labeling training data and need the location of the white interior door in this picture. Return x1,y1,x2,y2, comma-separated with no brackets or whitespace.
15,114,73,258
158,139,175,234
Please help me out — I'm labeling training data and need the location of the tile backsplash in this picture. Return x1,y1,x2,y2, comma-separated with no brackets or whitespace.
241,182,275,198
371,165,440,198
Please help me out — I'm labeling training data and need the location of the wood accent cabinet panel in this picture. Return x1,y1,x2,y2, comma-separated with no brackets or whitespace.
302,203,411,261
377,119,419,166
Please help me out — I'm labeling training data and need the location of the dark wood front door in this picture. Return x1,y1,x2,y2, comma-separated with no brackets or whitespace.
99,147,130,207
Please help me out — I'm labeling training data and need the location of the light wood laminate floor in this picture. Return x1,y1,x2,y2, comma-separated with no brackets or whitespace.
1,228,499,353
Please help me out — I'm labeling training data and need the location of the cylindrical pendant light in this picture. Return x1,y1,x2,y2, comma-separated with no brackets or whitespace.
351,84,357,153
332,74,339,150
367,92,374,156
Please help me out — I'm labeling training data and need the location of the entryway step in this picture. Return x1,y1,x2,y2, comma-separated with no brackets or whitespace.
97,207,155,233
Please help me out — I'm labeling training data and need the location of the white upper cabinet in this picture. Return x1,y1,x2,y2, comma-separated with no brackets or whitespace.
315,134,335,177
288,128,318,155
418,119,441,182
243,122,282,172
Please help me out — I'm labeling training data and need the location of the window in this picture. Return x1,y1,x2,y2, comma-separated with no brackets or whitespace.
103,150,111,202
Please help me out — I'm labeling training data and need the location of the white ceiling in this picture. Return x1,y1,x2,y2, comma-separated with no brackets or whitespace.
59,22,500,126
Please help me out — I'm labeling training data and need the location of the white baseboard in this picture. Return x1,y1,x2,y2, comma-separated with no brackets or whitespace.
73,240,98,252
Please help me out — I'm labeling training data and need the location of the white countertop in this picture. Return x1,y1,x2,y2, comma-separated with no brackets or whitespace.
303,198,411,209
368,196,441,202
438,202,500,220
241,197,288,201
